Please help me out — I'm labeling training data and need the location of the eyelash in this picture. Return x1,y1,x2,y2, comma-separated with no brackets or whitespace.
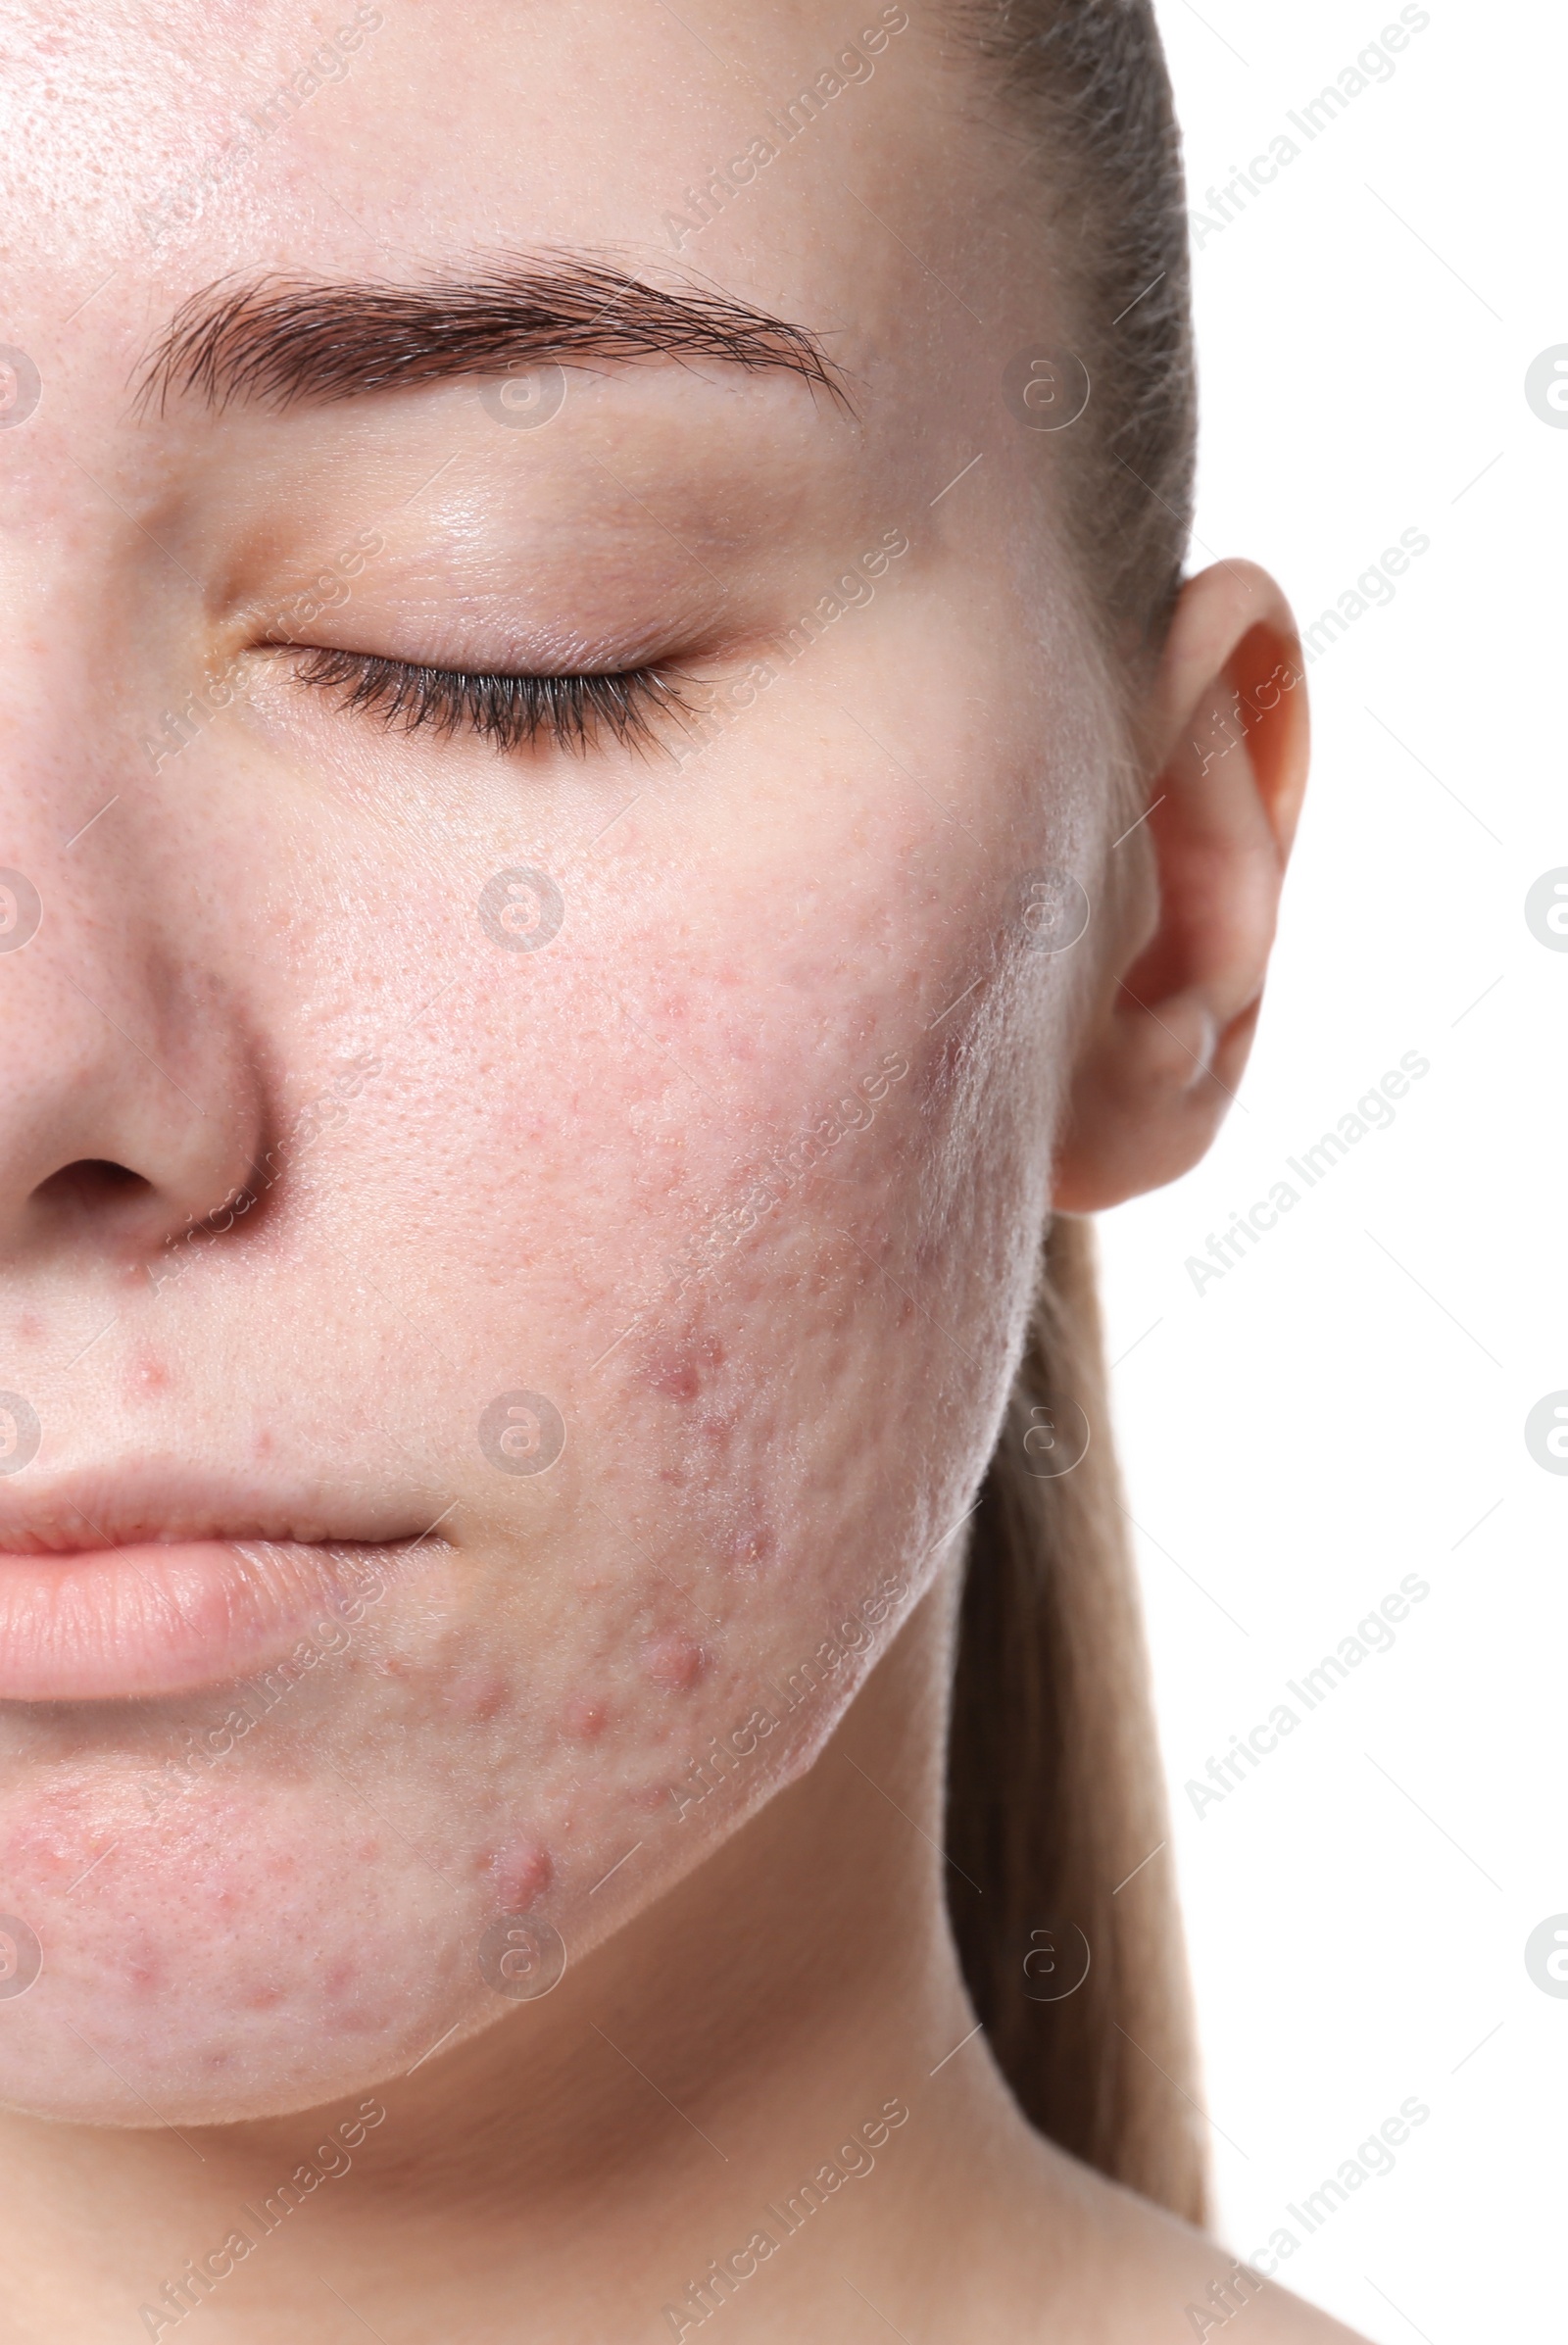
289,646,691,755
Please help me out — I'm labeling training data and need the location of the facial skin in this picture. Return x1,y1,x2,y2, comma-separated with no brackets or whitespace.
0,3,1334,2339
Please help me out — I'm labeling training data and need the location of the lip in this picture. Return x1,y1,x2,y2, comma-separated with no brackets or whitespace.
0,1467,450,1702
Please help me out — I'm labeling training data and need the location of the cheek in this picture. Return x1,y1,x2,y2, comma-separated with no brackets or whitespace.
428,732,1062,1341
0,674,1090,2126
378,724,1070,1861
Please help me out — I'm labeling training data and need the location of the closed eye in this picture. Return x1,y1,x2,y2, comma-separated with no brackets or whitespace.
288,645,693,756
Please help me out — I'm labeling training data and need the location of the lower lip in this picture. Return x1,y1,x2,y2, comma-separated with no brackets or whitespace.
0,1539,414,1701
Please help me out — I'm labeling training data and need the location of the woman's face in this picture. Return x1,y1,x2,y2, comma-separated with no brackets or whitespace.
0,0,1120,2122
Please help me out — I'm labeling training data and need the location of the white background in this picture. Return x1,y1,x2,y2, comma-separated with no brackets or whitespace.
1101,4,1567,2337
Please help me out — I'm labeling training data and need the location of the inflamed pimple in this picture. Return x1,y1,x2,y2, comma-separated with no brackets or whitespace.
487,1837,554,1913
561,1694,609,1740
124,1342,174,1399
643,1351,704,1401
641,1333,727,1401
640,1634,707,1693
444,1665,511,1723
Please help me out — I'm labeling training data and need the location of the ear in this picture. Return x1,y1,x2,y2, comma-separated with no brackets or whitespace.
1053,560,1310,1213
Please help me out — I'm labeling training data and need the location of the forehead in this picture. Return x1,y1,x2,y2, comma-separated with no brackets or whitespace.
5,0,1009,397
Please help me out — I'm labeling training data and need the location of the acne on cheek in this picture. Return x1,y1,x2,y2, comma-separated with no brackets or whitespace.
721,1504,777,1574
639,1633,707,1693
583,1003,1028,1627
561,1695,610,1741
0,689,1081,2122
123,1343,175,1400
618,1312,778,1567
641,1334,726,1402
484,1836,554,1914
443,1665,512,1722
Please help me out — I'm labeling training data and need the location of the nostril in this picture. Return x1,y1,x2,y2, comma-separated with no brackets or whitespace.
32,1158,155,1216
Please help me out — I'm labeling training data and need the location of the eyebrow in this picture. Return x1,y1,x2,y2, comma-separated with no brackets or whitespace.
137,255,843,415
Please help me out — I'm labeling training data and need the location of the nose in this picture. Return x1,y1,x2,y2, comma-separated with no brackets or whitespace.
0,844,266,1270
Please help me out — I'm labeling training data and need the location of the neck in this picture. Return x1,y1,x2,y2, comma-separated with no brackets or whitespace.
3,1572,1069,2340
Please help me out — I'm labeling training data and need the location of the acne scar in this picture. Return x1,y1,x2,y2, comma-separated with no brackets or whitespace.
728,1522,775,1570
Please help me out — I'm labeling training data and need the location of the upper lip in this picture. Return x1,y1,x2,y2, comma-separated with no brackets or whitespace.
0,1462,444,1555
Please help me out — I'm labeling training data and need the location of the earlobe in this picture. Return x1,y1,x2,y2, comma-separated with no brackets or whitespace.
1053,561,1310,1214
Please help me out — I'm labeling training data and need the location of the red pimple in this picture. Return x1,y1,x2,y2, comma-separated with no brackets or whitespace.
446,1666,510,1723
643,1333,726,1401
490,1838,554,1913
641,1634,706,1693
124,1343,172,1399
646,1350,702,1401
562,1695,608,1741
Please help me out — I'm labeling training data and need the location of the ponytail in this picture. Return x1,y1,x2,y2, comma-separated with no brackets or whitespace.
945,1214,1206,2222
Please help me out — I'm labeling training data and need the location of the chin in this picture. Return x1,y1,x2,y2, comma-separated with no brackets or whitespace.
0,1772,501,2126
